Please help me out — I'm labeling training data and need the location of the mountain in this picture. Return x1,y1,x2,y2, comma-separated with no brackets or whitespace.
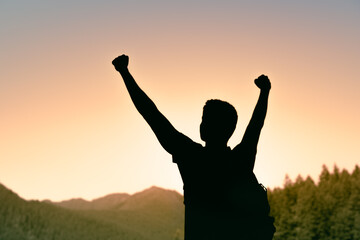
117,186,183,211
51,192,130,210
0,183,184,240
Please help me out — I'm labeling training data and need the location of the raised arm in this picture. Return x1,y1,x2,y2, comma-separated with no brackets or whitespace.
112,55,189,154
234,75,271,170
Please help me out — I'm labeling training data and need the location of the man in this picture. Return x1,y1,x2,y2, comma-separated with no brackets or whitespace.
112,54,275,239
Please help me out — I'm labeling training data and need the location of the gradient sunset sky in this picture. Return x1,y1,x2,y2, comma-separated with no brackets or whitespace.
1,0,359,201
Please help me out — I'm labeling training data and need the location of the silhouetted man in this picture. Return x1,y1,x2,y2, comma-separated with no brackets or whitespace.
112,54,275,240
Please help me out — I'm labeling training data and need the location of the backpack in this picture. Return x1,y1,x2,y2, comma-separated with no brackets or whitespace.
228,182,276,239
249,183,276,240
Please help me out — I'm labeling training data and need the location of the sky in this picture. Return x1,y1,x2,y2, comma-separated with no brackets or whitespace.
1,0,359,201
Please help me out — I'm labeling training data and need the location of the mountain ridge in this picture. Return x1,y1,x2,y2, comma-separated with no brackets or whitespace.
0,183,185,240
46,185,183,210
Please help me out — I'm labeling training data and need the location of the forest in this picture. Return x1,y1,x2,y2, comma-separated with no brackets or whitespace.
0,164,359,240
268,165,360,240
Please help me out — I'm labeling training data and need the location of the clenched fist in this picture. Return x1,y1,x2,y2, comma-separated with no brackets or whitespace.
254,75,271,91
112,54,129,72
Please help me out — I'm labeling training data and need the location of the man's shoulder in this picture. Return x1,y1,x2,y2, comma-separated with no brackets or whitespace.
172,134,203,163
232,141,257,157
176,133,203,150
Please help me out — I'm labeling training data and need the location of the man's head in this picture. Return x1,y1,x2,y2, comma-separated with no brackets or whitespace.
200,99,238,145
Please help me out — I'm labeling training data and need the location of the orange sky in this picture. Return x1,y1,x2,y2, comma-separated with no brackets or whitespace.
1,1,359,201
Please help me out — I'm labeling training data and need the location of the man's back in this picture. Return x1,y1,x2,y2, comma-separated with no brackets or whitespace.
172,140,271,239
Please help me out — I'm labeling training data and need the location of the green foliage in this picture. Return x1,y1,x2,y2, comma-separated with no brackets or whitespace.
268,165,360,240
0,185,184,240
1,164,359,240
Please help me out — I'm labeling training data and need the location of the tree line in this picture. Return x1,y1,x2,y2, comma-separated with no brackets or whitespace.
268,165,360,240
1,164,359,239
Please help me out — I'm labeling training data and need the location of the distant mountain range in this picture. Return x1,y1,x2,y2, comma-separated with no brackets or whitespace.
3,164,359,240
45,192,131,210
0,183,184,240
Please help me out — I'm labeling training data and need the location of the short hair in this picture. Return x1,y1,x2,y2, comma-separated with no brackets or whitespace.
202,99,238,141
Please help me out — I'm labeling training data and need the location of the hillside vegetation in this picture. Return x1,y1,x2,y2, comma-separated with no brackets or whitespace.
1,164,359,240
269,165,360,240
0,185,184,240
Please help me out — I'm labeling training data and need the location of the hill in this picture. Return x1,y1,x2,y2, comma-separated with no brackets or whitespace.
2,164,359,240
0,184,184,240
50,192,130,210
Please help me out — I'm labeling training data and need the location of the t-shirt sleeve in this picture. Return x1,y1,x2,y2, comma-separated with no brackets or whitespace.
171,133,202,164
232,142,257,171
